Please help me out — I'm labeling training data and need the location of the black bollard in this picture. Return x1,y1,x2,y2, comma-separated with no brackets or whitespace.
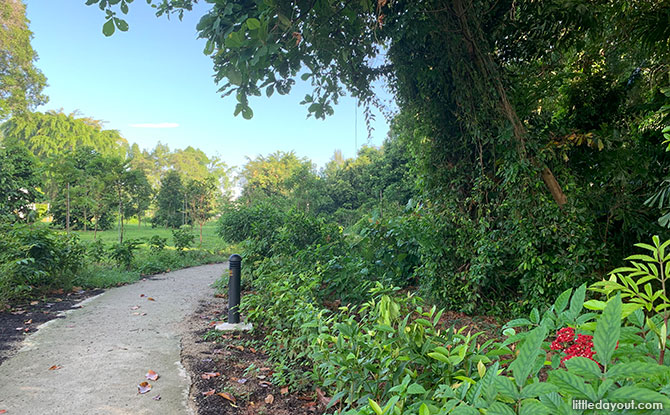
228,254,242,324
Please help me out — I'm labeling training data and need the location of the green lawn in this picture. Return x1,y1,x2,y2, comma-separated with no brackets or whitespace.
74,221,227,252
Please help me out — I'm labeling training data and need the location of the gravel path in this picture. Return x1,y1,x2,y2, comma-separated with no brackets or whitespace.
0,263,227,415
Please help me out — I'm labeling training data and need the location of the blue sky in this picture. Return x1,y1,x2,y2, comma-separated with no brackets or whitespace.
23,1,393,169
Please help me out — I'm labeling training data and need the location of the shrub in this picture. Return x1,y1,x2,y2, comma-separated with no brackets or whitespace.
172,227,195,252
148,235,167,253
0,224,85,304
109,239,140,269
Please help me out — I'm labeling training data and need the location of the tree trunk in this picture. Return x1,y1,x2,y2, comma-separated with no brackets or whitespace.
83,208,87,232
66,182,70,234
450,0,567,207
118,189,123,244
200,222,203,244
94,216,98,240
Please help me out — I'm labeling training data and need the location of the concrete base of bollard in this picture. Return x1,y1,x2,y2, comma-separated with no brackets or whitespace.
215,322,254,332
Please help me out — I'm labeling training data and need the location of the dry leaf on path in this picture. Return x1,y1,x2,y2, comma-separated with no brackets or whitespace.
259,381,272,387
233,345,244,351
138,382,152,394
147,297,156,301
48,365,62,370
280,386,289,395
0,409,7,413
131,306,140,310
153,394,161,401
202,389,215,396
140,294,145,297
30,301,38,306
265,394,274,404
146,370,159,381
201,372,220,380
24,319,32,324
217,392,236,404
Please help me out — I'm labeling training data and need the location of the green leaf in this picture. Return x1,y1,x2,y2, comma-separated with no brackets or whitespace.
419,403,429,415
530,308,540,324
548,370,598,401
407,383,426,394
565,357,602,380
203,39,215,55
369,399,383,415
568,284,586,321
521,382,559,399
120,1,129,14
510,326,546,387
495,376,519,400
487,402,516,415
593,293,622,366
504,318,532,329
102,19,115,36
583,300,606,311
246,18,261,30
606,362,669,380
554,288,572,314
114,18,129,32
428,352,450,364
606,386,670,406
520,399,551,415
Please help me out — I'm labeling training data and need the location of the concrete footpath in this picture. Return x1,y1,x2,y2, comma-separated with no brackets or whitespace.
0,263,227,415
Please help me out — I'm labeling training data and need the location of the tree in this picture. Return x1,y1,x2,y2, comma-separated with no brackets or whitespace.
0,142,40,222
0,0,47,120
1,110,128,158
186,177,217,243
153,170,185,228
124,169,153,228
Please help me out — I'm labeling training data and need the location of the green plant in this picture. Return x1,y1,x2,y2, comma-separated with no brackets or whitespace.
87,239,107,263
148,235,167,253
109,239,140,269
172,227,195,253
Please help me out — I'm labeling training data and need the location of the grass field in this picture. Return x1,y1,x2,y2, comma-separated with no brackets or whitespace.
74,221,227,252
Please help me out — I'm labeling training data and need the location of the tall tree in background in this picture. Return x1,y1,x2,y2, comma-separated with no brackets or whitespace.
0,0,47,121
1,110,128,158
124,169,152,228
153,170,185,229
186,177,217,243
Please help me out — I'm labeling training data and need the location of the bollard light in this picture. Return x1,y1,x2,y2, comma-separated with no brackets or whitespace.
228,254,242,324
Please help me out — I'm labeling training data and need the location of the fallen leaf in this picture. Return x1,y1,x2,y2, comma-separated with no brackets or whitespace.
147,297,156,302
0,409,6,413
48,365,62,370
316,388,331,407
138,381,152,394
146,370,159,381
131,306,140,310
141,313,147,316
237,378,247,384
217,392,236,404
132,312,141,316
201,372,220,380
24,319,32,324
259,381,272,387
54,298,62,302
140,294,145,297
202,389,215,397
214,293,225,298
30,301,39,306
153,394,161,401
280,386,289,395
233,345,244,351
259,367,271,372
303,401,317,408
72,286,83,292
265,394,274,404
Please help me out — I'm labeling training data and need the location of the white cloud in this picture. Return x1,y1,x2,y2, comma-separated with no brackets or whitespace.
129,122,180,128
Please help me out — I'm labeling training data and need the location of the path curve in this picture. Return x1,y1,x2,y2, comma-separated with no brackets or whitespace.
0,263,227,415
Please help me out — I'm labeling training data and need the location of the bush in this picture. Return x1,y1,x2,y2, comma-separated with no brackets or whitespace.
109,239,140,269
172,227,195,252
0,224,85,304
217,202,284,244
148,235,167,253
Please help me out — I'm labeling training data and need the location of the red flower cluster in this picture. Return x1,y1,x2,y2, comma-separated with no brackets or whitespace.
550,327,598,366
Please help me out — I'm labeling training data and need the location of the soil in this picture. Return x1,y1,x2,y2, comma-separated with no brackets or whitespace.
0,288,104,365
180,296,325,415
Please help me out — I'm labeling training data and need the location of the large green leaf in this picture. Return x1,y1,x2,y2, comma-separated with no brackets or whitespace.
594,293,622,367
568,284,586,321
554,288,572,314
510,326,546,387
606,386,670,406
521,382,559,399
565,356,602,380
102,19,115,36
548,370,598,401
